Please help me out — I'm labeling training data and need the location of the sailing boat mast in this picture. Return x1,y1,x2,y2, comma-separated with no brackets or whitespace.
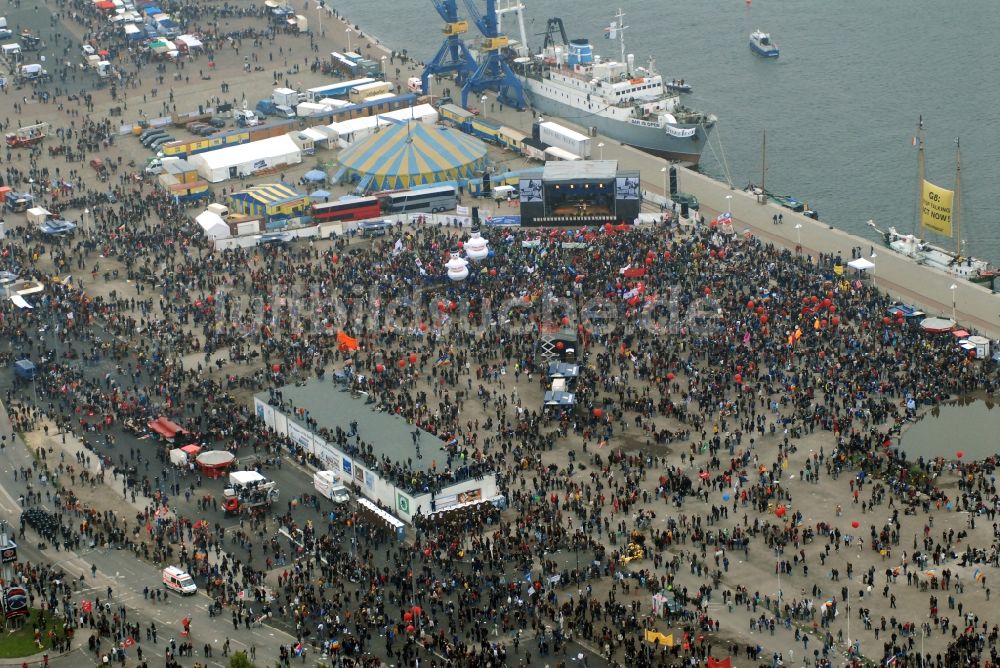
761,130,767,197
614,8,627,70
915,116,924,235
954,137,961,259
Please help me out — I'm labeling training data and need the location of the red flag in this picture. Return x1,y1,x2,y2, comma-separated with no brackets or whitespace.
337,330,359,351
708,658,731,668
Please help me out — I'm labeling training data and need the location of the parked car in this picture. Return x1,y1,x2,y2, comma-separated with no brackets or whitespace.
670,192,700,211
140,131,169,148
149,135,175,150
89,158,107,174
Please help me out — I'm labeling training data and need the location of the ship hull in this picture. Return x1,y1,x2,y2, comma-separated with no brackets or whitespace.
522,85,712,164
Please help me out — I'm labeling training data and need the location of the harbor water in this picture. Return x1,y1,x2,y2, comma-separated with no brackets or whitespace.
343,0,1000,265
897,398,1000,462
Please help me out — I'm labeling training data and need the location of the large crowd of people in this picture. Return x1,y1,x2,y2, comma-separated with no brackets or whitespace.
0,0,998,667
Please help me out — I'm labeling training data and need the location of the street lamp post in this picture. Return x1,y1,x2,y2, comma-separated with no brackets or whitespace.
480,94,488,114
660,166,667,201
725,194,732,215
794,223,802,251
381,56,387,81
597,142,604,160
345,27,352,52
83,208,89,233
950,283,957,322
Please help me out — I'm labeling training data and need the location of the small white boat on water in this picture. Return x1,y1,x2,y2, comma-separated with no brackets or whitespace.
750,29,779,58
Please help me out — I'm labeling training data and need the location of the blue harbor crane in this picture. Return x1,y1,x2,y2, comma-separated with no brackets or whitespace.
459,0,526,111
421,0,478,97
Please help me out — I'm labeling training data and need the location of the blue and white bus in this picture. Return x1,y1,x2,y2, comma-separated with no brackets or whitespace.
380,185,458,214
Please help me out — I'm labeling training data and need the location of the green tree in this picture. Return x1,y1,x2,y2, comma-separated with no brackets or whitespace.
228,651,257,668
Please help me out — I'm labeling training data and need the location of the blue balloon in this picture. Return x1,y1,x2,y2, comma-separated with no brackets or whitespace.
722,493,731,501
946,502,953,511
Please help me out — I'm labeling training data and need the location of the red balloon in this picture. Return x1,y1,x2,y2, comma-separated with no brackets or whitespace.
956,451,964,459
419,323,428,332
821,319,828,328
375,363,385,373
709,249,717,258
819,350,826,359
437,301,446,312
555,341,565,350
828,305,837,313
406,624,415,634
756,306,765,315
831,317,840,326
403,612,413,622
561,316,570,326
734,374,742,384
644,256,654,265
411,606,422,616
409,353,418,364
666,372,675,381
775,505,786,518
271,363,281,373
851,521,860,528
449,301,457,312
330,254,339,264
704,287,711,295
489,268,497,276
662,251,671,260
883,316,891,325
759,314,769,324
747,301,756,310
397,359,407,369
593,408,603,418
457,240,464,249
423,548,431,557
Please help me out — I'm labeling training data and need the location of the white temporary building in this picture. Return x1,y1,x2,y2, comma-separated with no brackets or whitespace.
327,104,439,148
190,135,302,183
176,34,203,50
195,210,229,239
298,126,332,149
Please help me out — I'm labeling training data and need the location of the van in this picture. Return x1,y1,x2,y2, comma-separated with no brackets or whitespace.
1,43,22,62
162,566,197,595
358,220,392,238
13,359,37,381
140,131,169,148
139,127,166,142
329,483,350,504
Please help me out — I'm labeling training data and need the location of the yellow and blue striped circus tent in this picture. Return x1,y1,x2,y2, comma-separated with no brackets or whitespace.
336,122,488,191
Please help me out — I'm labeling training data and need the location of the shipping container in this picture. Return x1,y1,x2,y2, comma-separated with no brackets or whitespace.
538,121,592,159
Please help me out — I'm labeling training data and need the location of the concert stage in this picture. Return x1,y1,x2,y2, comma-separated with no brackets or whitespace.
519,161,641,227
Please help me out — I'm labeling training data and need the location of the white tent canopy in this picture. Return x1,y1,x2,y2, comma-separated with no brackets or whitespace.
847,257,875,271
195,211,229,239
177,34,203,49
